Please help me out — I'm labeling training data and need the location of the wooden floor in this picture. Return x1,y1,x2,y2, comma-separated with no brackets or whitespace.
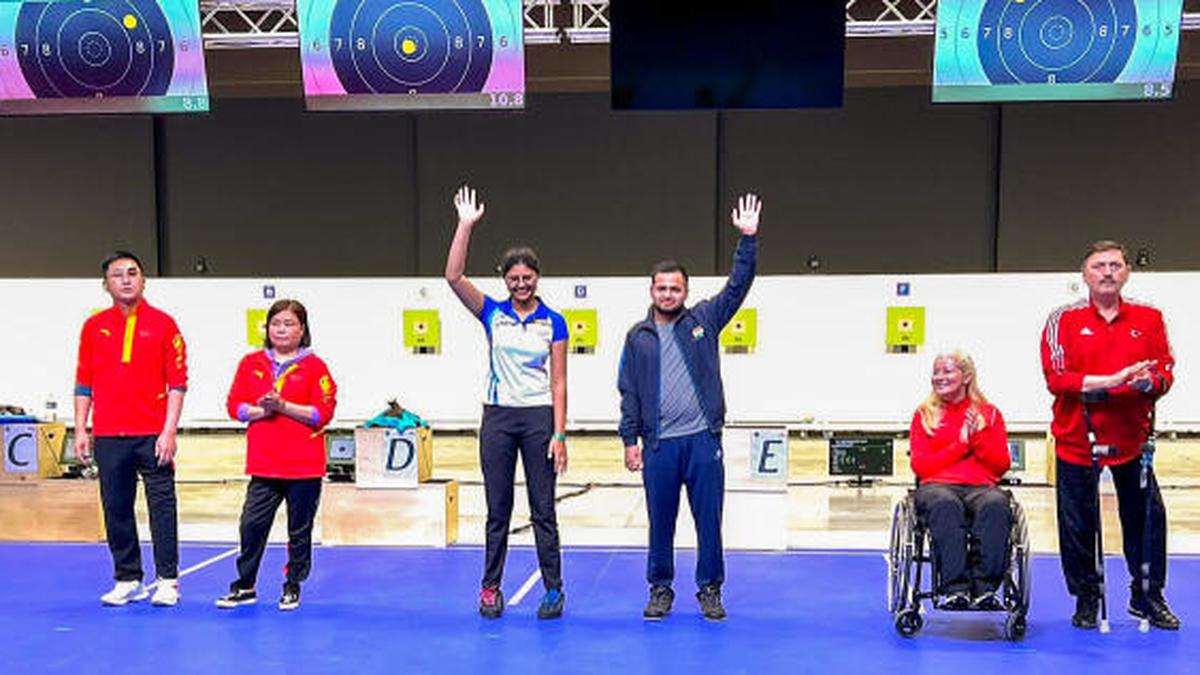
124,430,1200,554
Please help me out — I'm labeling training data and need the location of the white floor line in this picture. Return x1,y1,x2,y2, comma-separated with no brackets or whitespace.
508,569,543,606
144,546,239,590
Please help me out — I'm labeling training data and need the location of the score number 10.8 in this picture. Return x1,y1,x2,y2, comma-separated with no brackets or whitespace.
488,92,523,107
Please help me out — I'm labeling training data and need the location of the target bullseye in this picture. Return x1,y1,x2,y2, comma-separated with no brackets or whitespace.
392,25,428,63
1039,15,1074,49
77,31,113,67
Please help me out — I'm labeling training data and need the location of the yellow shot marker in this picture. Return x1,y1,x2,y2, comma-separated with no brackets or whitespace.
402,38,418,55
123,14,138,30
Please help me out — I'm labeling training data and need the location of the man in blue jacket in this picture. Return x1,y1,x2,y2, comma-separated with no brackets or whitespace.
619,193,761,621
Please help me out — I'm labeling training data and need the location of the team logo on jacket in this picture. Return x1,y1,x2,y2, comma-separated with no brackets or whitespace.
99,328,111,337
692,326,705,340
1080,327,1094,336
319,375,333,398
1130,329,1142,338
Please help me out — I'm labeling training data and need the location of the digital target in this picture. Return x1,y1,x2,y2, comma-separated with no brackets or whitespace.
0,0,208,114
932,0,1184,102
298,0,524,110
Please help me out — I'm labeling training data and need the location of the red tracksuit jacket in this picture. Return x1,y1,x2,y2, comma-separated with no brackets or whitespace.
226,350,337,479
75,301,188,437
1040,297,1174,467
909,399,1010,487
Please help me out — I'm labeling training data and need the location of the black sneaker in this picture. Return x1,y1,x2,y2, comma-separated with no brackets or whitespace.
696,584,726,622
279,584,300,611
214,586,257,609
537,588,565,620
642,585,674,620
479,585,504,619
1129,592,1181,630
1072,595,1099,629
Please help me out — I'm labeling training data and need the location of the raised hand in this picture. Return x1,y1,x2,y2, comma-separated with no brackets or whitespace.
454,185,485,228
731,193,762,236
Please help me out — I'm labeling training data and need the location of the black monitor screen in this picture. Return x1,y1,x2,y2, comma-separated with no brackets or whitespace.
829,438,894,477
610,0,845,110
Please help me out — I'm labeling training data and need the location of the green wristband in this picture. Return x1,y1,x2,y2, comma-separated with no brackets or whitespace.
552,432,567,442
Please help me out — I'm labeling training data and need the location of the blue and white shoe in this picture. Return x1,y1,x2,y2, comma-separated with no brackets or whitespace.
537,588,565,619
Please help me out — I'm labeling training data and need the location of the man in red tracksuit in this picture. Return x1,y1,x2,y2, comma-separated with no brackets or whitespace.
75,251,187,607
1040,240,1178,630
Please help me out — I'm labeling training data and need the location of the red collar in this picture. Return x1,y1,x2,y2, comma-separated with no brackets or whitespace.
1088,296,1125,323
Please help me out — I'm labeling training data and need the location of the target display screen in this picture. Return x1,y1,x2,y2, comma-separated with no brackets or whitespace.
933,0,1184,102
0,0,208,114
297,0,524,111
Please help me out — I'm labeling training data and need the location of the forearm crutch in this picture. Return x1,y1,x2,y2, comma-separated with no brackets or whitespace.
1137,405,1157,633
1082,395,1112,633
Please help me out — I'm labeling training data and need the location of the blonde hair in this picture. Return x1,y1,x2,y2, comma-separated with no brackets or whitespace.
917,350,990,435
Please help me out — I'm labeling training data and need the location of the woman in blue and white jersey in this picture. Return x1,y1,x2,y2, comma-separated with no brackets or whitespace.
444,185,569,620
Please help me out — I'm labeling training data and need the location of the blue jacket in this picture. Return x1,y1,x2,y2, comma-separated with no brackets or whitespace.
618,235,757,449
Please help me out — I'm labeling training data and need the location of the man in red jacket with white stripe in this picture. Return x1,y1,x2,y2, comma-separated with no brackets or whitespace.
1040,240,1178,630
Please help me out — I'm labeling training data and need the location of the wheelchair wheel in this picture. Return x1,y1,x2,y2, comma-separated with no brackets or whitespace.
1004,612,1027,641
1005,500,1032,614
894,608,923,637
887,500,907,613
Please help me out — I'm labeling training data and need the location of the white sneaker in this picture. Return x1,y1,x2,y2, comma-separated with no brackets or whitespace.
101,580,148,606
151,579,180,607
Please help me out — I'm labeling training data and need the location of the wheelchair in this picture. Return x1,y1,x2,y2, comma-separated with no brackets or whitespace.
886,488,1031,640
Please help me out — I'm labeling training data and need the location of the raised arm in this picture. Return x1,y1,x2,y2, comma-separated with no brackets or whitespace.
445,185,487,316
707,193,761,328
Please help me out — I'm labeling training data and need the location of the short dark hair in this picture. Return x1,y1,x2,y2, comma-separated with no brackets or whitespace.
1082,240,1130,267
101,250,144,275
498,246,540,276
264,299,311,349
650,260,688,284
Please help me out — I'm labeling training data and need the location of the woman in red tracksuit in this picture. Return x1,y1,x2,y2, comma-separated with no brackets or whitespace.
216,299,337,611
909,350,1011,610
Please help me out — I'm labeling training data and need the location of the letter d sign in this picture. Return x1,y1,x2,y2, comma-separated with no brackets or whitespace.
382,428,419,487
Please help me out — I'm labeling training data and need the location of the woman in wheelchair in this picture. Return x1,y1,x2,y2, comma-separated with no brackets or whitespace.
910,351,1012,611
